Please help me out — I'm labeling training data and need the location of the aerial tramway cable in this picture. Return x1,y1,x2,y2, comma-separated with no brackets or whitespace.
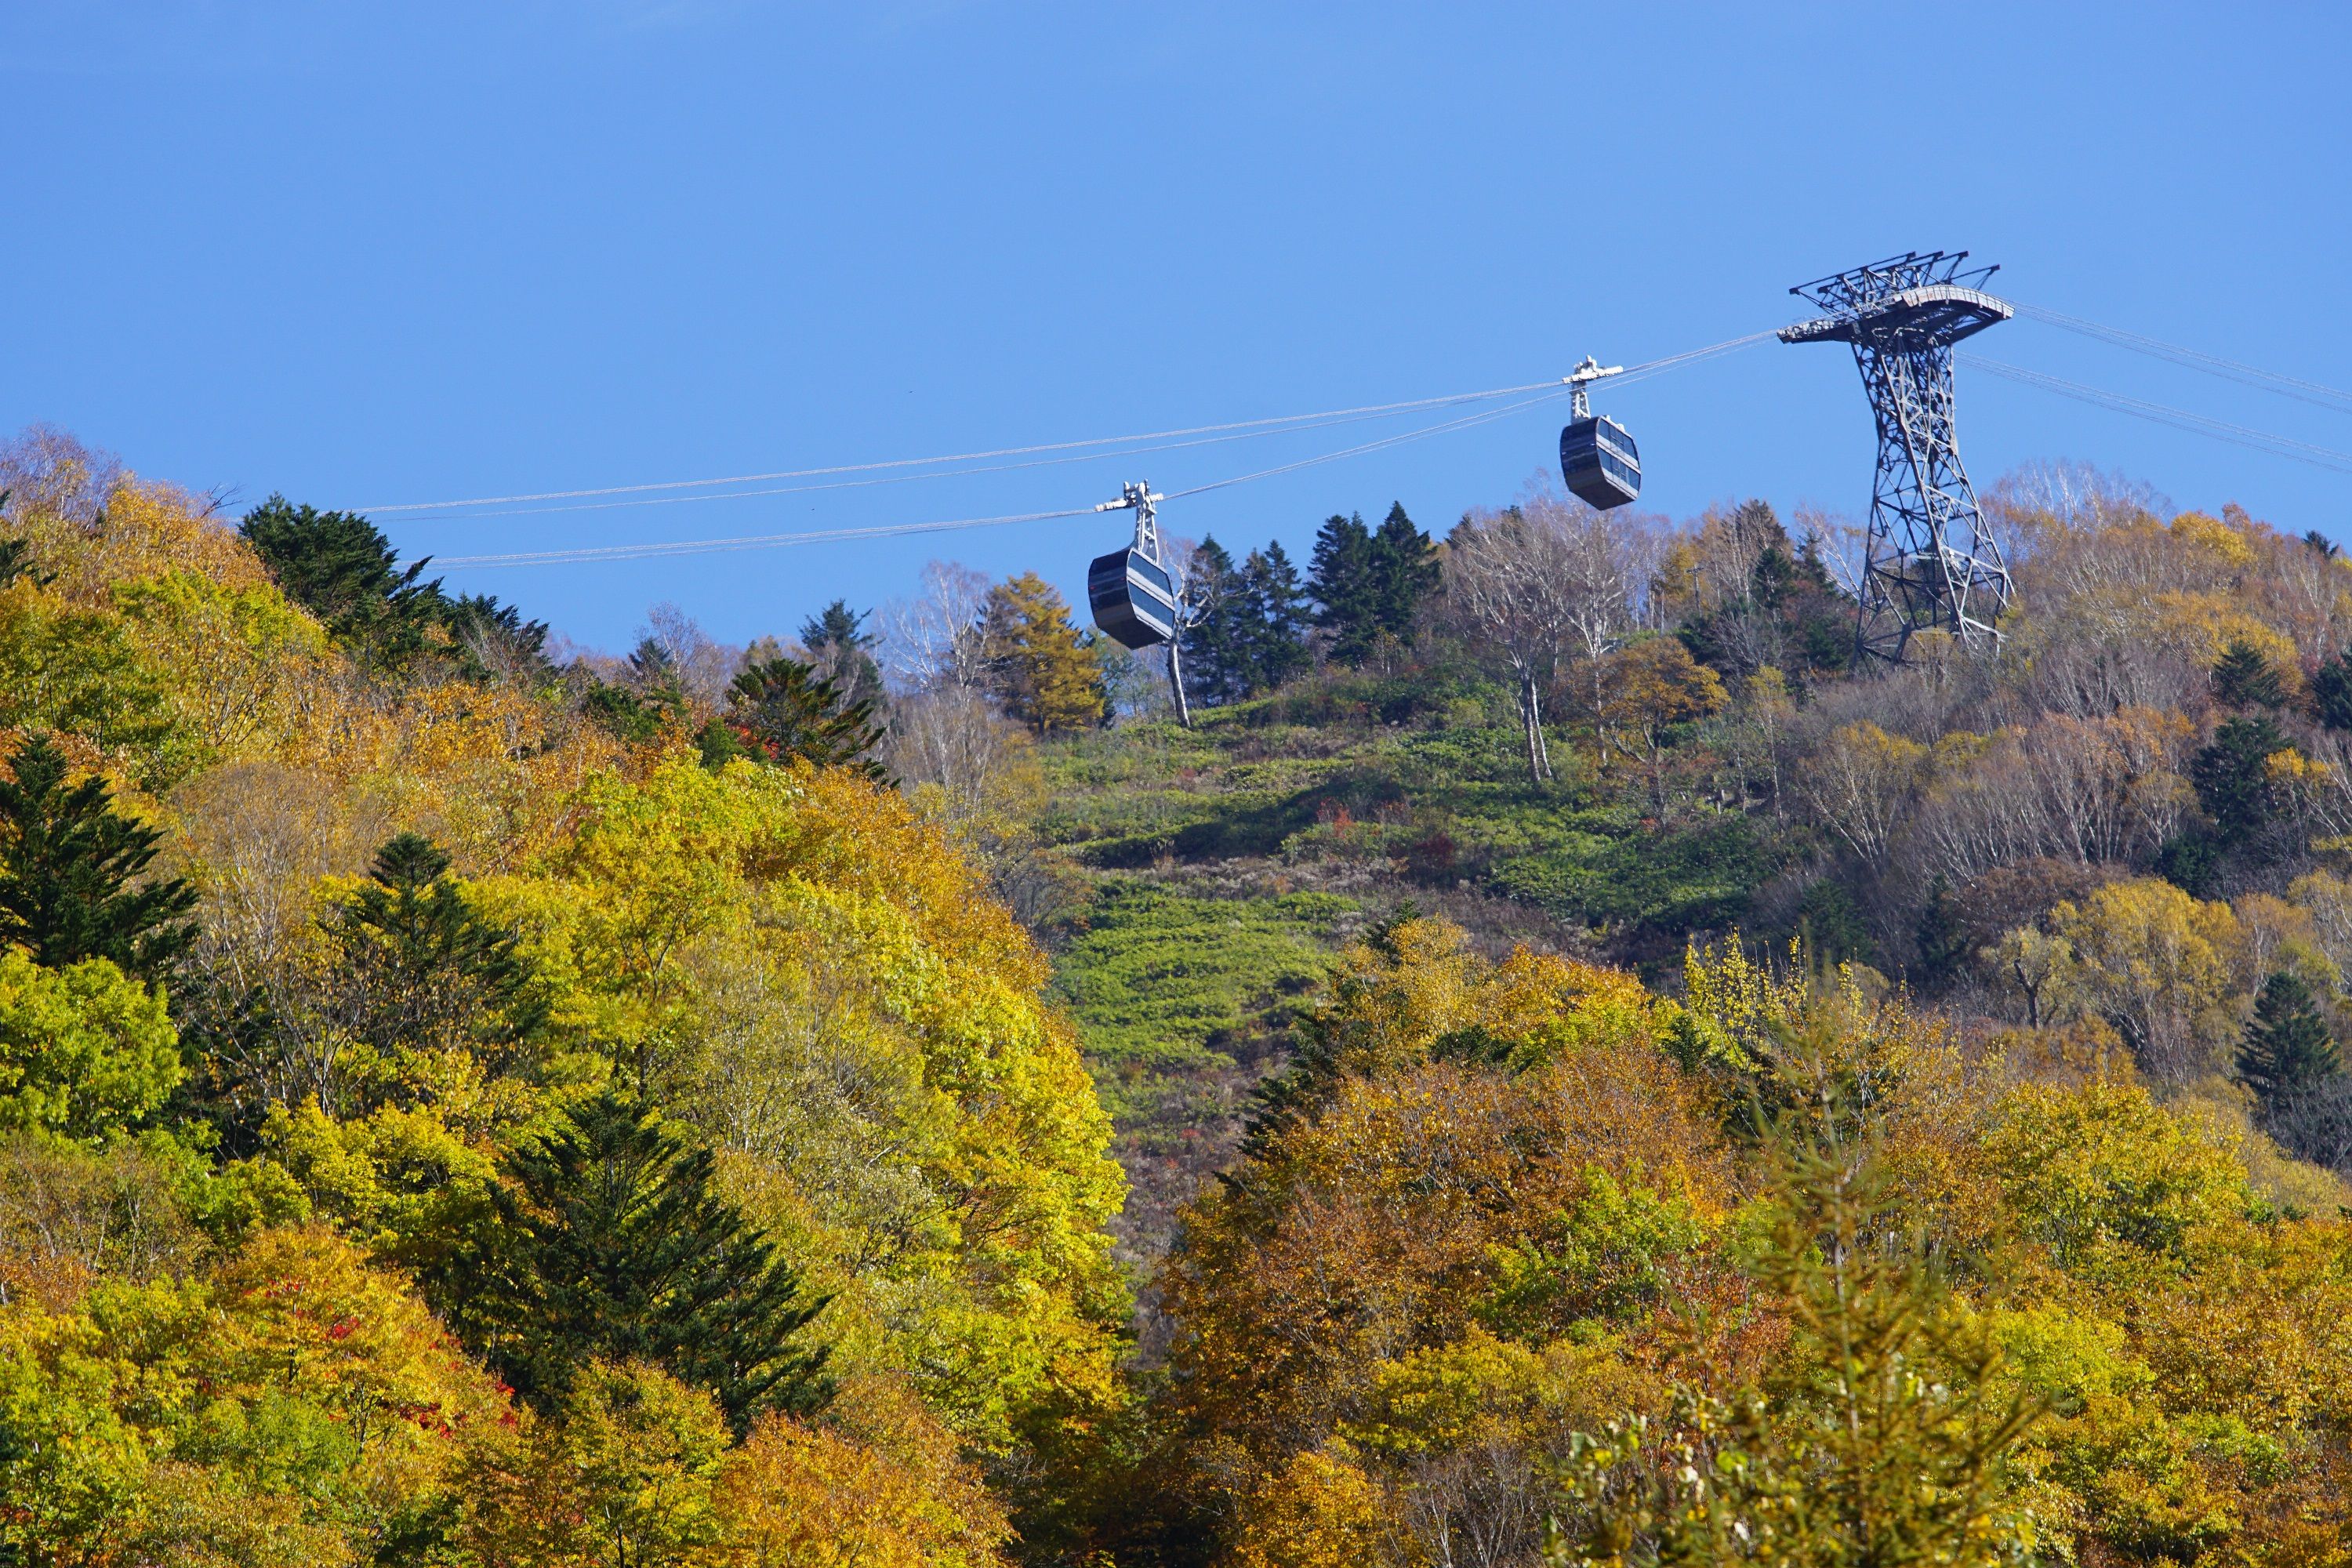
1962,355,2352,477
2009,304,2352,418
366,379,1584,519
427,331,1776,570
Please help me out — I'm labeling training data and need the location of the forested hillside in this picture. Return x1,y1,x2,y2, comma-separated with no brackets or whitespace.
8,425,2352,1566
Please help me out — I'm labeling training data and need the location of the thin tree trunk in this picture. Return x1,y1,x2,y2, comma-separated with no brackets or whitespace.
1519,671,1551,785
1167,641,1193,729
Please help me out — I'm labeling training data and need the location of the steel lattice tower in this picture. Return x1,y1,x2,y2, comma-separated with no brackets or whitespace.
1783,251,2014,662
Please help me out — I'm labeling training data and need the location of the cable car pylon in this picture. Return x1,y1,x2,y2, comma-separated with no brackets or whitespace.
1782,250,2015,662
1089,481,1192,728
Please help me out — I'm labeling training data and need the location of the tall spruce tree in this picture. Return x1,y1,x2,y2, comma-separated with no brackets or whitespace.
326,832,546,1070
0,732,195,982
724,656,887,779
239,495,445,674
444,592,554,688
1240,542,1312,694
466,1087,831,1432
1367,501,1439,644
2312,650,2352,731
1179,538,1248,705
2240,971,2341,1108
2189,713,2287,843
1309,512,1381,666
797,598,884,706
2212,639,2286,710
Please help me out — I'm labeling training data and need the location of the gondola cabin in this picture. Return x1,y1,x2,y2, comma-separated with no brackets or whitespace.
1088,546,1180,649
1559,414,1641,510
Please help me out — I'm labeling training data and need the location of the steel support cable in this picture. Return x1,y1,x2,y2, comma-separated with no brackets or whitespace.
364,381,1570,517
1963,355,2352,476
428,330,1775,569
2013,303,2352,416
383,397,1568,525
434,397,1565,569
436,507,1102,568
368,330,1781,522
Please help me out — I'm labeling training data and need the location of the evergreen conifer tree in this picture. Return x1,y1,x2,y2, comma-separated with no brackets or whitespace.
327,832,546,1068
1367,501,1439,644
444,593,554,688
796,598,884,706
0,732,195,982
467,1087,831,1431
2239,970,2341,1106
1309,512,1381,666
239,495,445,674
2190,714,2288,842
1178,539,1247,705
2312,651,2352,731
2212,639,2286,710
0,535,47,590
1239,543,1312,693
724,657,887,779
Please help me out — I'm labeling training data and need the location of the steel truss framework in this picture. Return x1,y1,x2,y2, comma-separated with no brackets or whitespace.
1783,251,2015,662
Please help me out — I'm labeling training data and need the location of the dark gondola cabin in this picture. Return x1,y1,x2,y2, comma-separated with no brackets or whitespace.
1088,546,1180,648
1559,415,1641,510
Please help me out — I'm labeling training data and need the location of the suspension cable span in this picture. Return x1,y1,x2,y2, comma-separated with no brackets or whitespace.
2013,304,2352,416
423,330,1776,570
384,397,1571,526
361,382,1568,515
1963,355,2352,476
363,330,1780,520
434,507,1101,569
434,387,1595,570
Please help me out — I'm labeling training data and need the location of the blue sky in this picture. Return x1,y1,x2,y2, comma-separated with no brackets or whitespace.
3,2,2346,651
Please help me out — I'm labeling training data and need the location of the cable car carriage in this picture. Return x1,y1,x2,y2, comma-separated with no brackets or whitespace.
1558,356,1640,510
1087,543,1180,649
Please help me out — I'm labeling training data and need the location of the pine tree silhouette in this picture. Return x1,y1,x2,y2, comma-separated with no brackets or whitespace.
1309,511,1381,667
240,495,444,674
2212,639,2286,710
328,832,546,1066
2189,714,2287,841
2240,971,2341,1107
0,732,195,982
2313,650,2352,731
725,656,887,779
470,1087,830,1431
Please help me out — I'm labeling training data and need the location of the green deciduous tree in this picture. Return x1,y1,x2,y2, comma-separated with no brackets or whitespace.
1552,1138,2041,1568
0,949,180,1138
0,731,195,982
463,1087,831,1431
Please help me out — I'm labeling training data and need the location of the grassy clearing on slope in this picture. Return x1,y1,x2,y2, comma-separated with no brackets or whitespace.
1051,878,1353,1106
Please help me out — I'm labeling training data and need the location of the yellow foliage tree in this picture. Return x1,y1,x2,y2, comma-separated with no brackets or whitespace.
980,572,1105,734
2051,878,2245,1081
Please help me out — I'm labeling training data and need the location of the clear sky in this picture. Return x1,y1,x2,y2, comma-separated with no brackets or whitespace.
3,2,2346,652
